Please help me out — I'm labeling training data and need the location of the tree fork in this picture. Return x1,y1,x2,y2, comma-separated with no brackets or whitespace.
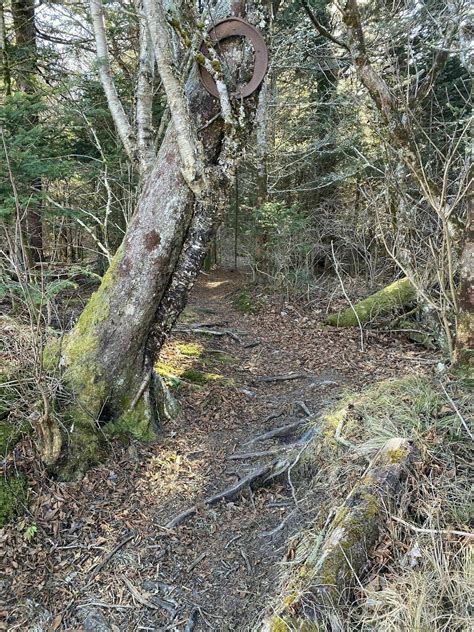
47,0,272,478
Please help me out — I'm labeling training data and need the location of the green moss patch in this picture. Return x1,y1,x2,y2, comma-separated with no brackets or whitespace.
0,475,27,527
180,368,223,385
232,290,258,314
176,342,204,357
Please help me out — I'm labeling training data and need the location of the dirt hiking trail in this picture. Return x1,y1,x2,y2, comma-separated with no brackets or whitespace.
1,270,436,631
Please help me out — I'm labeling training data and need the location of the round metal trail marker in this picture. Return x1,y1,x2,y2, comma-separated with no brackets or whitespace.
198,17,268,98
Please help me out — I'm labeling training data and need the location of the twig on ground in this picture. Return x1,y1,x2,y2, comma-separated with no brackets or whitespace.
259,509,296,538
334,414,356,449
439,381,473,440
254,373,310,383
240,548,252,573
287,441,311,507
224,534,242,549
189,320,228,329
391,515,474,539
264,409,286,422
187,552,206,572
242,340,260,348
76,602,134,610
87,533,135,583
175,328,247,344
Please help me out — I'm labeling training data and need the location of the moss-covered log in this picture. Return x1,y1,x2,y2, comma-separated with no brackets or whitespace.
263,437,414,630
326,278,416,327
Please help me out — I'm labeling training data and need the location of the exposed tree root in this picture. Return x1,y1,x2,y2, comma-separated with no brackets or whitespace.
243,418,311,446
165,456,292,529
227,444,301,460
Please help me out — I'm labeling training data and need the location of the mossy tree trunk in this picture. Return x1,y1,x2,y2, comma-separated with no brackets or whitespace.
50,1,272,479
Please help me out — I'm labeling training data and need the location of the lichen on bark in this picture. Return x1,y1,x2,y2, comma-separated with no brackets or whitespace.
264,436,414,628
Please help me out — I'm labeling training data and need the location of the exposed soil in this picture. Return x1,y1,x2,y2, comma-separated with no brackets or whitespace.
1,270,437,632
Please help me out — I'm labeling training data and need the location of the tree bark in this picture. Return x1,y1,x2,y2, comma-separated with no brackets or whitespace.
0,1,11,94
52,0,272,478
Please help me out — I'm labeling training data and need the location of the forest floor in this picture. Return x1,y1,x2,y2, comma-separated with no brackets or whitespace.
1,270,439,632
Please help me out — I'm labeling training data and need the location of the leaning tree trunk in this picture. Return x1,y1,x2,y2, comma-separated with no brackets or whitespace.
50,0,272,479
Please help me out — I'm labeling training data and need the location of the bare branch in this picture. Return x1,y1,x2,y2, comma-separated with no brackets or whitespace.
89,0,137,164
142,0,204,191
135,0,157,172
301,0,349,52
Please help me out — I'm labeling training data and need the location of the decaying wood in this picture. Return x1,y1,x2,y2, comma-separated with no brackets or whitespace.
263,437,415,630
326,277,416,327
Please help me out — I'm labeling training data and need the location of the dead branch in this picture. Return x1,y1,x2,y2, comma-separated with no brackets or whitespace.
87,533,135,583
254,373,310,383
301,0,350,51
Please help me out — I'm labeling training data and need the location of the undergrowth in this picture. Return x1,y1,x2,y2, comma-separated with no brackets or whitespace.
267,375,473,631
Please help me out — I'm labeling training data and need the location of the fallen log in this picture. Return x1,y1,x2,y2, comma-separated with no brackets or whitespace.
326,277,416,327
262,437,415,630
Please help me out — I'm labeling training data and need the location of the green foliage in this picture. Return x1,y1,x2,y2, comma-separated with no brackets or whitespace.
0,93,75,220
17,519,38,542
0,475,27,527
232,290,257,314
0,277,77,306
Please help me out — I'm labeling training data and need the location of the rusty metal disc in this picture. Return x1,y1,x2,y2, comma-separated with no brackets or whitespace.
198,17,268,99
